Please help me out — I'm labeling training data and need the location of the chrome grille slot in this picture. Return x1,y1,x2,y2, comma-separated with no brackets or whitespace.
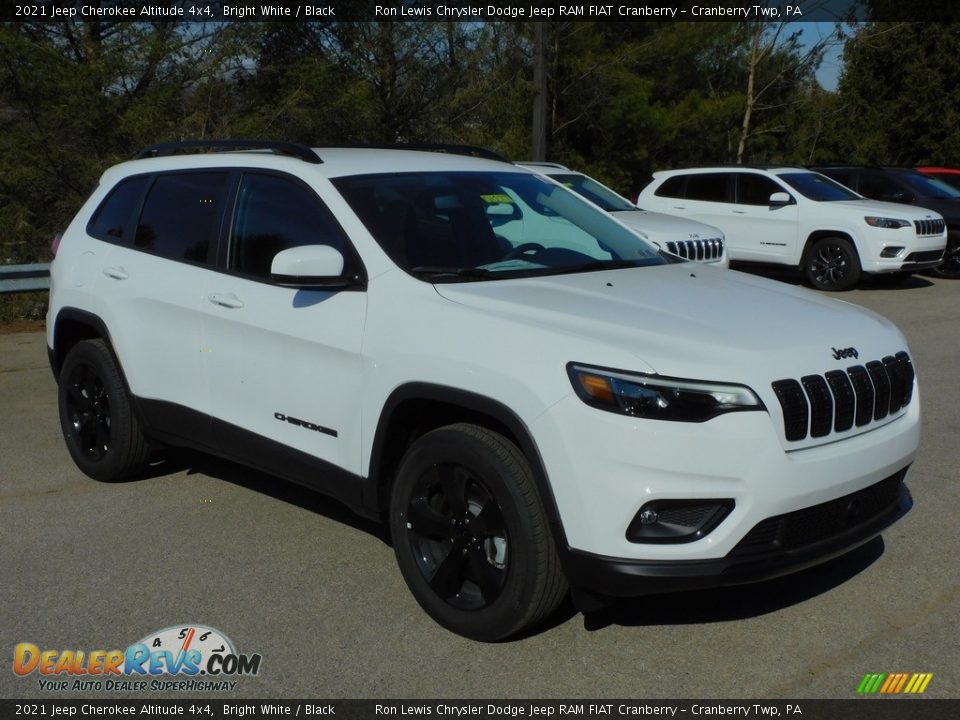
914,219,945,236
664,238,724,262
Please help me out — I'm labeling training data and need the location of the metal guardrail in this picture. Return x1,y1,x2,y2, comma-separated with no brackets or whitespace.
0,263,51,294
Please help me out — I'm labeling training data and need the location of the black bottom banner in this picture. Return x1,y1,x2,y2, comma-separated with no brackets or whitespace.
2,700,957,720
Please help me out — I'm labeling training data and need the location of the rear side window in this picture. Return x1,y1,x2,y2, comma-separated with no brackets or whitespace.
685,173,730,202
135,172,228,263
736,173,785,206
229,173,349,280
87,176,149,243
654,175,685,198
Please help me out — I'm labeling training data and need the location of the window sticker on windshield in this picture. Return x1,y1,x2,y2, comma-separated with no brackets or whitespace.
481,193,514,205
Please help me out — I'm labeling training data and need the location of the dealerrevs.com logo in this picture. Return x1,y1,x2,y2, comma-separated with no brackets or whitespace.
13,624,262,692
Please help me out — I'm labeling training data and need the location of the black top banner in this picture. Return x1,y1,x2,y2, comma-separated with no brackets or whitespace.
3,0,960,23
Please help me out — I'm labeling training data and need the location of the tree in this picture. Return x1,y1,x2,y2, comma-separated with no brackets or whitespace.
834,23,960,164
734,20,835,164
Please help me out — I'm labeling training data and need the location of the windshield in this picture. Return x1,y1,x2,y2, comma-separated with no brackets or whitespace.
778,172,860,201
898,172,960,199
546,173,637,212
333,171,666,282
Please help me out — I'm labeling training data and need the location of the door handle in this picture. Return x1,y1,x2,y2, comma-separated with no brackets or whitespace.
102,266,129,280
732,210,747,214
208,293,244,309
673,205,687,210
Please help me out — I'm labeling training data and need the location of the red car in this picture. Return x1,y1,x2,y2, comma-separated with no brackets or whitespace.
916,166,960,192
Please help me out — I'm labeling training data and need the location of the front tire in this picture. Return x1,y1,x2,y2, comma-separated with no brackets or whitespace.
804,237,861,291
58,339,151,481
389,423,567,641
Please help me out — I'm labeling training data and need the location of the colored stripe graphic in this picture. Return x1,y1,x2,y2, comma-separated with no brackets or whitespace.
858,672,933,694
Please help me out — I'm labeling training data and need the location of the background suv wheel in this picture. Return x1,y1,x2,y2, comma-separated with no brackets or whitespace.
928,231,960,278
805,237,861,291
57,339,151,481
389,423,567,641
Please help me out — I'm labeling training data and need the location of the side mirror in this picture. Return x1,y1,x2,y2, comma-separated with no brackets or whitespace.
769,192,792,206
271,245,357,289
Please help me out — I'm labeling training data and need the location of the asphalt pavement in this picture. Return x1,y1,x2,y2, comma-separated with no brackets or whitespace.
1,270,958,700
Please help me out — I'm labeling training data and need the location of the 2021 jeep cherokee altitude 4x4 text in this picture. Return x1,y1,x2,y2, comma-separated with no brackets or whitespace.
49,141,918,641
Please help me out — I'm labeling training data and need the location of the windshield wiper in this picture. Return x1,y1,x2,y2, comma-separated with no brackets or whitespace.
409,266,496,281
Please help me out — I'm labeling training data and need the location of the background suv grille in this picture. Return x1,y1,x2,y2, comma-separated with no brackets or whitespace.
771,352,913,442
665,238,724,261
914,219,945,236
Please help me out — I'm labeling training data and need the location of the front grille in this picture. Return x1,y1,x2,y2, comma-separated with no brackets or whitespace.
665,238,724,262
771,351,913,442
729,471,905,556
914,219,945,236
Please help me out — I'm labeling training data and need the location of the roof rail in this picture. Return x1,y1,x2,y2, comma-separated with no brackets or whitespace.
332,143,509,163
517,161,570,170
136,140,322,164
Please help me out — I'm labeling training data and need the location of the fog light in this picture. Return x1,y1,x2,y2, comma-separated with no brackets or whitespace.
880,246,905,258
626,499,734,544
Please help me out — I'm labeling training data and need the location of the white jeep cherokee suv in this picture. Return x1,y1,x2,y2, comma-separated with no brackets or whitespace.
48,141,918,641
639,166,947,290
519,162,728,267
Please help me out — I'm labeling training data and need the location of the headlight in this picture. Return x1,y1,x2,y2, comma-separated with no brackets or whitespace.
865,216,911,229
567,363,764,422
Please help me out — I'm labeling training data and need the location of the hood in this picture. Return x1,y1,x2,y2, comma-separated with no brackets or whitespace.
433,264,905,387
829,199,944,221
612,209,724,240
907,196,960,223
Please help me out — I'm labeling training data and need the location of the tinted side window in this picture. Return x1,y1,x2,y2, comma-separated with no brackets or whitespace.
654,175,685,198
87,176,149,243
230,173,348,279
135,173,228,263
737,173,785,205
859,173,909,203
822,170,854,189
684,173,730,202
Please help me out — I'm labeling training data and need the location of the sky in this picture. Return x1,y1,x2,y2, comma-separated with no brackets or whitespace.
798,21,850,91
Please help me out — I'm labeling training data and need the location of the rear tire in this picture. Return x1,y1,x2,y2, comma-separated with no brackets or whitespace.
58,339,151,481
389,423,567,641
804,237,861,291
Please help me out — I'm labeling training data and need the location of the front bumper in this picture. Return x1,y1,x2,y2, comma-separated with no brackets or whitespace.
860,232,946,273
562,470,911,597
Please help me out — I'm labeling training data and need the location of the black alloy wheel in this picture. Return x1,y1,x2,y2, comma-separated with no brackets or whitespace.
64,362,112,462
405,462,509,610
929,232,960,278
390,424,567,641
57,339,151,481
805,237,861,291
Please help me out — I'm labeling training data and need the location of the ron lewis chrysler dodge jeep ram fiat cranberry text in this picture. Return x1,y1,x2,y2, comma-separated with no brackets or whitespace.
48,141,918,641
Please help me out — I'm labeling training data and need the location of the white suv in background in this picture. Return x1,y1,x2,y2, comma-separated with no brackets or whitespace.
519,162,727,267
639,166,947,290
49,141,918,641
